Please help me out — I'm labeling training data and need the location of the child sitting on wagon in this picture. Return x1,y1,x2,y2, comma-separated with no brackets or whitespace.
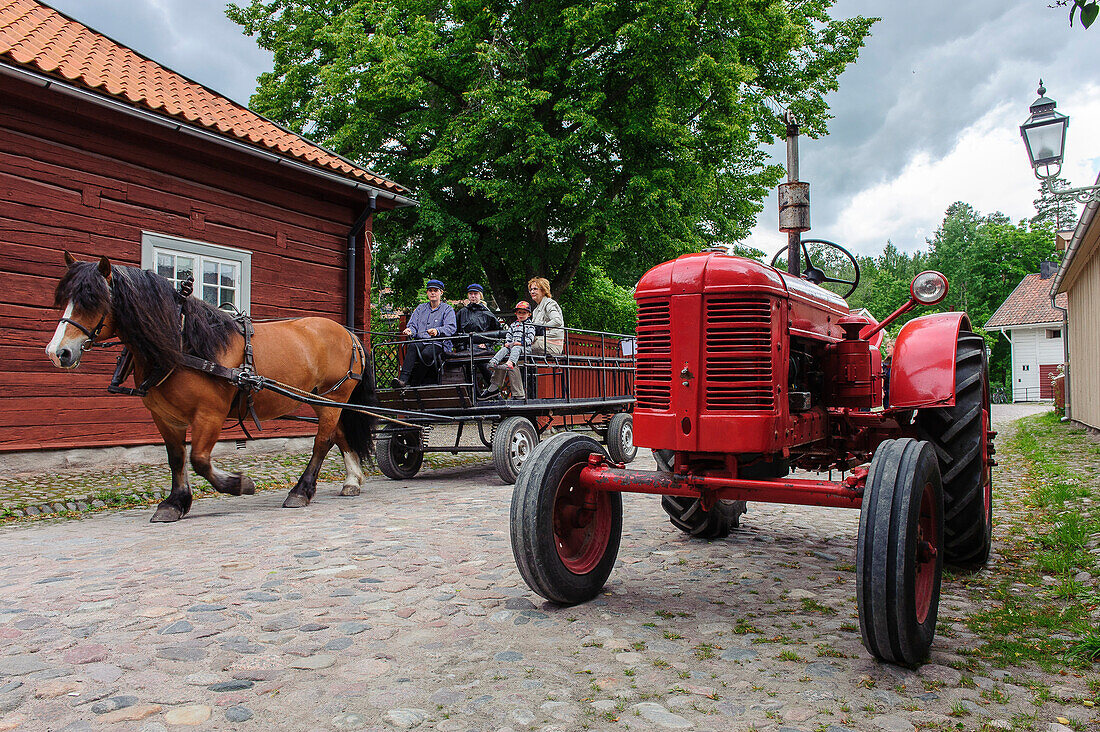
479,301,536,399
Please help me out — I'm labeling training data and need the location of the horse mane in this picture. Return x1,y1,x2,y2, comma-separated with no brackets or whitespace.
56,261,239,370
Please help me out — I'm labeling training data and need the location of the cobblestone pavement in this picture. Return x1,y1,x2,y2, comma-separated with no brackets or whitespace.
1,403,1094,732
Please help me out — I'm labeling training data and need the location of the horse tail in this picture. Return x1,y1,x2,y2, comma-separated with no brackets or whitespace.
340,348,377,464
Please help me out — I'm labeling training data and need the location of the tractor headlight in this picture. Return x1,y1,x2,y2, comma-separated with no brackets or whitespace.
910,271,949,305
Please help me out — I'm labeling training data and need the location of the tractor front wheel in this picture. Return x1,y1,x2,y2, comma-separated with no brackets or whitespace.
510,433,622,604
916,331,993,569
857,438,944,667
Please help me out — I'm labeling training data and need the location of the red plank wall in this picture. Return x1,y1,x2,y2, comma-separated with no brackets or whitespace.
0,73,381,452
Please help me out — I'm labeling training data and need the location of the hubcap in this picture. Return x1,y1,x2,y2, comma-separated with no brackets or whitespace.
510,429,533,471
914,480,939,623
621,422,633,452
553,464,611,574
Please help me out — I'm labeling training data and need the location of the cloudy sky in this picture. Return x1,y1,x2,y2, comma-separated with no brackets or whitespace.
47,0,1100,259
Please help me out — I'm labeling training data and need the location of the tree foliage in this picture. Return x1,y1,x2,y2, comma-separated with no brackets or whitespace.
847,202,1060,388
1031,177,1079,232
228,0,874,329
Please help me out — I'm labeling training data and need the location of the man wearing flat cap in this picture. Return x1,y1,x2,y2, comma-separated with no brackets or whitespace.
455,283,500,388
393,279,457,388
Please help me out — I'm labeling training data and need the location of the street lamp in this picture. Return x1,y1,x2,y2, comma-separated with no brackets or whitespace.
1020,81,1100,204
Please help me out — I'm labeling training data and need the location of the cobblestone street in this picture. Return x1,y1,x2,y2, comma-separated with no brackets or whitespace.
0,404,1095,732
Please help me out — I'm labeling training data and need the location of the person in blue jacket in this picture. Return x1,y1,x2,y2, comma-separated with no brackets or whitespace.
392,279,457,388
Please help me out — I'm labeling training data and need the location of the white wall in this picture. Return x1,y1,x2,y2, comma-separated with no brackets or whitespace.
1008,325,1064,401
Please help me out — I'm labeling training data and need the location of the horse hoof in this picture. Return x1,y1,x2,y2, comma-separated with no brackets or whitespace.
282,493,310,509
339,484,361,497
239,475,256,495
150,505,182,523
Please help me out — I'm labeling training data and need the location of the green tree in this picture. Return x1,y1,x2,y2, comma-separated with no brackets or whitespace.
1031,177,1079,232
228,0,874,328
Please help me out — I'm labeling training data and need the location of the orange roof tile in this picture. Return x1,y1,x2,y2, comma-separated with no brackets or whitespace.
985,273,1068,329
0,0,408,197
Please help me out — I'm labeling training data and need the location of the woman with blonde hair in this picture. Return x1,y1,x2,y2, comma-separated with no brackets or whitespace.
527,277,564,355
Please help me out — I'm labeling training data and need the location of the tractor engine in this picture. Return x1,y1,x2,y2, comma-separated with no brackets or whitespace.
633,251,881,472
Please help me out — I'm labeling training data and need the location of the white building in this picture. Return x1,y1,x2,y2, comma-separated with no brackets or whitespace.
986,266,1067,402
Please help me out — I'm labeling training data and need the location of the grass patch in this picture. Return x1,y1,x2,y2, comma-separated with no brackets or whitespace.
964,411,1100,671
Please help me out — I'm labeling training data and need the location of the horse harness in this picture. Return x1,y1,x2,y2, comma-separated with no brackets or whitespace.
103,277,365,438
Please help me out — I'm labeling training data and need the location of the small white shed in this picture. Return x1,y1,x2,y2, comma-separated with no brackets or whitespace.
986,267,1067,402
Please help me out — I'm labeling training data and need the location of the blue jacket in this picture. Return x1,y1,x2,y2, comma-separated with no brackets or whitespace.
406,302,457,351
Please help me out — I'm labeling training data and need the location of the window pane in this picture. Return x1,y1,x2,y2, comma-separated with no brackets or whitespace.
177,257,194,282
220,262,237,287
203,260,218,285
156,253,174,279
202,284,219,306
221,287,236,307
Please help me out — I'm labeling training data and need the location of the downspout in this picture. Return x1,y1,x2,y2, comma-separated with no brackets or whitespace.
347,193,377,330
1051,295,1070,421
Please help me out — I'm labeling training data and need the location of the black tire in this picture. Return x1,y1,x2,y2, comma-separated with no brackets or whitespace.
915,332,993,569
654,449,675,473
510,433,623,604
605,413,637,464
661,495,746,539
377,428,424,480
857,438,944,667
493,416,539,484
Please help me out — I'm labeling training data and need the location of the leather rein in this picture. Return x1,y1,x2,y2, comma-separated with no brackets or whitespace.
88,276,364,439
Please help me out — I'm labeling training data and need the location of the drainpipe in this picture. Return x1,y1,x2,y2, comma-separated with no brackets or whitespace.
346,193,377,330
1051,295,1070,421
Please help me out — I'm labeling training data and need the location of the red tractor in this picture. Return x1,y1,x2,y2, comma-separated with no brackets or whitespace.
509,240,994,666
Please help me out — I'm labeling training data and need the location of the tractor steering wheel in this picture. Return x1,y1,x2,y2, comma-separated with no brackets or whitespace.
769,238,861,299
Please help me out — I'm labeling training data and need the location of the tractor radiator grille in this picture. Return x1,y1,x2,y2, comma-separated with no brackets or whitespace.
704,297,775,411
635,299,672,409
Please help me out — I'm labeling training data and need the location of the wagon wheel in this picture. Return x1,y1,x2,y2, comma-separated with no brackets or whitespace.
604,412,637,464
510,433,622,604
857,438,944,667
492,416,539,484
376,427,424,480
915,331,993,569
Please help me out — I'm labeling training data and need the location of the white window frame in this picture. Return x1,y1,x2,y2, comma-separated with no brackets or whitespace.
141,232,252,314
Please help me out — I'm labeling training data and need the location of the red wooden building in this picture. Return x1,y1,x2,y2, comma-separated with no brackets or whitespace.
0,0,413,453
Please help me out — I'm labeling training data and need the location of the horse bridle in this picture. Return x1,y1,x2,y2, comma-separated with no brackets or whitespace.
59,310,108,351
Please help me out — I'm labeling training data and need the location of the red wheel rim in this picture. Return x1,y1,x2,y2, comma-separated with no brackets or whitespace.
553,464,612,574
914,480,939,623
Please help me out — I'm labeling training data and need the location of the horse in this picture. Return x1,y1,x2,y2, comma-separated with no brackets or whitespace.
46,252,378,522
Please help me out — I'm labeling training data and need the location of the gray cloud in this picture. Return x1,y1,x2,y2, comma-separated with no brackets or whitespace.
43,0,1100,258
46,0,272,107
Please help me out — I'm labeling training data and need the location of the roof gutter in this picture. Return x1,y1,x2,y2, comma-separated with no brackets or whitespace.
0,61,417,208
347,194,376,330
1050,170,1100,296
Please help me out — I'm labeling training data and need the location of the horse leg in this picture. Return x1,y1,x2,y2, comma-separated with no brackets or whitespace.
150,416,193,523
190,413,256,497
283,407,339,508
334,428,364,497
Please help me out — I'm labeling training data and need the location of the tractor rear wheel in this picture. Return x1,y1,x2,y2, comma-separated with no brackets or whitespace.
510,433,622,604
377,428,424,480
915,331,993,569
857,438,944,667
654,449,675,473
661,495,746,539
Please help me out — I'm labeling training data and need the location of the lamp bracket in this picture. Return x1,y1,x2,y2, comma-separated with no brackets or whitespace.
1041,177,1100,205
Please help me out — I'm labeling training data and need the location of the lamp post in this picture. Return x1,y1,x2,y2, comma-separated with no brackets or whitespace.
1020,81,1100,204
